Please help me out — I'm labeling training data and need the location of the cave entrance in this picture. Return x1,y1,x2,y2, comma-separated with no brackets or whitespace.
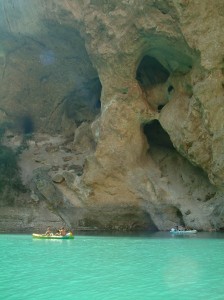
136,55,170,89
136,55,170,111
143,120,174,149
64,76,102,125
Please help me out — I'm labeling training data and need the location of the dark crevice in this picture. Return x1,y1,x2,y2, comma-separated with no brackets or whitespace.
168,85,174,93
136,56,170,89
157,104,165,112
176,207,184,224
64,77,102,124
143,120,174,149
174,207,185,227
21,115,34,134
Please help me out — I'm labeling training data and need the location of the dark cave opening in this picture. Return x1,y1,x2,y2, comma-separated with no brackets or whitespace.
157,104,165,112
136,55,170,88
143,120,174,149
64,77,102,124
21,115,34,134
168,85,174,93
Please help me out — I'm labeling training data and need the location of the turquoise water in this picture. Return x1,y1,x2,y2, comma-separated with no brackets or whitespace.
1,233,224,300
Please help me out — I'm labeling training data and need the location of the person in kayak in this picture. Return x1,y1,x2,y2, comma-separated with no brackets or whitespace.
59,227,66,236
55,229,61,236
45,227,52,236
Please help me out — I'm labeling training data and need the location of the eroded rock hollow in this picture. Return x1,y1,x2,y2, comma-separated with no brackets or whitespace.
0,0,224,232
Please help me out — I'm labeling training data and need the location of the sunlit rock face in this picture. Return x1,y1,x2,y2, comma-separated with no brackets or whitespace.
0,0,224,232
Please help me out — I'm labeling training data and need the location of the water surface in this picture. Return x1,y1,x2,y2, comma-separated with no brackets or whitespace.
1,232,224,300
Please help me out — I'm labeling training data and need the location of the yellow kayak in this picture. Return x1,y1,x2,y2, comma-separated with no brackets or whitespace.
32,233,74,239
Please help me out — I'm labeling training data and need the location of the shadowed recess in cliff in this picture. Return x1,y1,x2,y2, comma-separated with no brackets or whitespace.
136,56,170,111
164,205,185,226
143,120,174,149
20,115,34,134
14,114,34,134
64,77,102,125
136,56,170,88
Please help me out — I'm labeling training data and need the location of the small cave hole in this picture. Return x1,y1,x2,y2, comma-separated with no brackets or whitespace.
143,120,174,149
136,56,170,89
168,85,174,93
157,104,165,112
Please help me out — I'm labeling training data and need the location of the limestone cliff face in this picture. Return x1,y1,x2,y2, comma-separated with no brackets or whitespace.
0,0,224,232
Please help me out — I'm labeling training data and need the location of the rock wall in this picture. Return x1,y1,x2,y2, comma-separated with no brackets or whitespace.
0,0,224,232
